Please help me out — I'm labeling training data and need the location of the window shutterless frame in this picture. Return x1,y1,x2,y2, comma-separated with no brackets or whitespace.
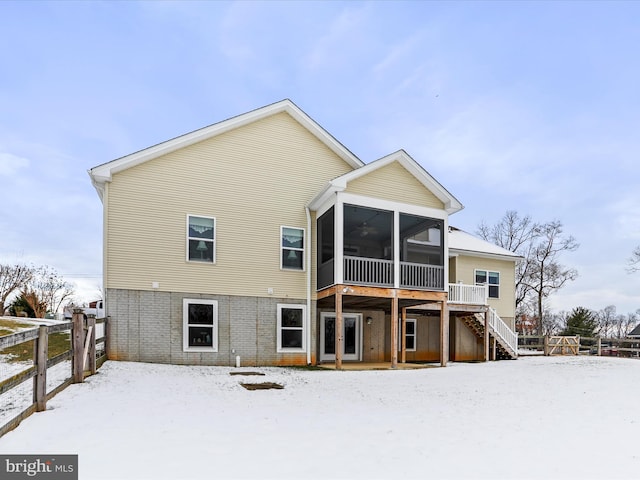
475,269,500,299
187,215,216,263
397,318,417,352
277,304,307,352
280,226,305,271
183,298,218,352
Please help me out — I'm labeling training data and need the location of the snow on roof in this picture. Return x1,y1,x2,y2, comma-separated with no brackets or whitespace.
448,227,522,261
627,323,640,337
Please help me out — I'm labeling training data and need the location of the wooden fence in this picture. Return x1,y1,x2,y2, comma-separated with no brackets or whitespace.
518,335,640,357
0,309,108,437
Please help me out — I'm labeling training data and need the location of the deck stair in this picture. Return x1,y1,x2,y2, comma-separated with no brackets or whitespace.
459,308,518,360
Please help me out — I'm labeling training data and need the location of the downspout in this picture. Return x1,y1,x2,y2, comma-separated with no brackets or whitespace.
305,206,312,365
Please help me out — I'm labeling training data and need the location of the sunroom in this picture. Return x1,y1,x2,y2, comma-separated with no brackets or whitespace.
317,203,446,291
308,151,463,368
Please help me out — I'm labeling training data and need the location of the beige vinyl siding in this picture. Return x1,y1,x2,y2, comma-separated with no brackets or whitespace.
448,257,457,283
106,112,354,299
345,161,444,209
452,255,517,320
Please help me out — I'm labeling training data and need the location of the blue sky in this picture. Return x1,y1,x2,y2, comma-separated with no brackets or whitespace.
1,1,639,314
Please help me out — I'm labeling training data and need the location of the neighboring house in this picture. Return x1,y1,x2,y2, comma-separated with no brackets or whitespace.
88,99,519,368
627,324,640,338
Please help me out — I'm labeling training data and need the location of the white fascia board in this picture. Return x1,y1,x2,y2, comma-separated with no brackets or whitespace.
392,151,463,214
88,99,364,196
307,178,349,211
449,248,523,262
283,103,363,170
333,150,464,215
87,171,109,202
308,184,342,216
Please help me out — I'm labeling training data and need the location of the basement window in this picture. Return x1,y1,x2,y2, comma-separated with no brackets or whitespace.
183,299,218,352
277,304,306,352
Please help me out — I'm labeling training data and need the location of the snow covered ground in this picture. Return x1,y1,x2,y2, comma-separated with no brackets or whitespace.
0,356,638,480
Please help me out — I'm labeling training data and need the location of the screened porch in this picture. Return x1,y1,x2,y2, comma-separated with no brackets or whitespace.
317,204,445,291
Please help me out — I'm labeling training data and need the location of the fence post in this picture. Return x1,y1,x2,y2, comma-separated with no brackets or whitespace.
87,314,97,375
72,308,85,384
33,325,48,412
544,335,550,356
104,316,110,360
597,337,602,356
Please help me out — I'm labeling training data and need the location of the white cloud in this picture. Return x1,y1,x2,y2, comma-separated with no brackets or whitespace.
304,5,372,70
372,30,427,75
607,192,640,240
0,152,30,176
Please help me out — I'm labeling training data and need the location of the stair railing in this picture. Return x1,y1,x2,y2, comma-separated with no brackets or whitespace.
487,307,518,356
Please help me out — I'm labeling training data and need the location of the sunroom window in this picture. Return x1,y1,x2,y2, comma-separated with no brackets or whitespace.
187,215,215,263
317,207,335,289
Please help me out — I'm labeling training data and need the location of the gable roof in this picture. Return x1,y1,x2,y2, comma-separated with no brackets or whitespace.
448,227,523,261
88,99,364,201
628,324,640,337
308,150,464,214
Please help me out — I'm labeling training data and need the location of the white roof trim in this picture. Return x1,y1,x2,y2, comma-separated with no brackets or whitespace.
88,99,364,201
307,149,463,214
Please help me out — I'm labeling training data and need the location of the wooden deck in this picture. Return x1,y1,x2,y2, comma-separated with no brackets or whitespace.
317,362,438,371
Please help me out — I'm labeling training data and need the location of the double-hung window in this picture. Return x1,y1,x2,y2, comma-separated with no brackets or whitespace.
187,215,215,263
281,226,304,270
183,299,218,352
277,304,306,352
475,270,500,298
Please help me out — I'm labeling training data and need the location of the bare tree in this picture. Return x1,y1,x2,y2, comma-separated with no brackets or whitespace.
628,246,640,273
596,305,617,338
543,309,566,336
523,221,579,332
0,263,34,315
21,266,75,318
616,312,637,338
476,211,540,312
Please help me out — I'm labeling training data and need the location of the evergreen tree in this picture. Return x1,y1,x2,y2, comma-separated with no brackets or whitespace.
562,307,597,337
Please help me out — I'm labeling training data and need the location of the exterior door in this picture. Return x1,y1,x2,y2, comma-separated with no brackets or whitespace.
320,312,362,361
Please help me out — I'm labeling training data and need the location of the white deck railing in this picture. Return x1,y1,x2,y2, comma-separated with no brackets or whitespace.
487,307,518,356
448,283,488,305
400,262,444,289
343,256,445,289
344,256,393,286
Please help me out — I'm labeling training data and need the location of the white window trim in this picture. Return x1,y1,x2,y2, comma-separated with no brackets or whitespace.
397,318,417,352
183,298,218,352
187,214,216,264
475,269,500,299
280,225,305,271
277,303,307,353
